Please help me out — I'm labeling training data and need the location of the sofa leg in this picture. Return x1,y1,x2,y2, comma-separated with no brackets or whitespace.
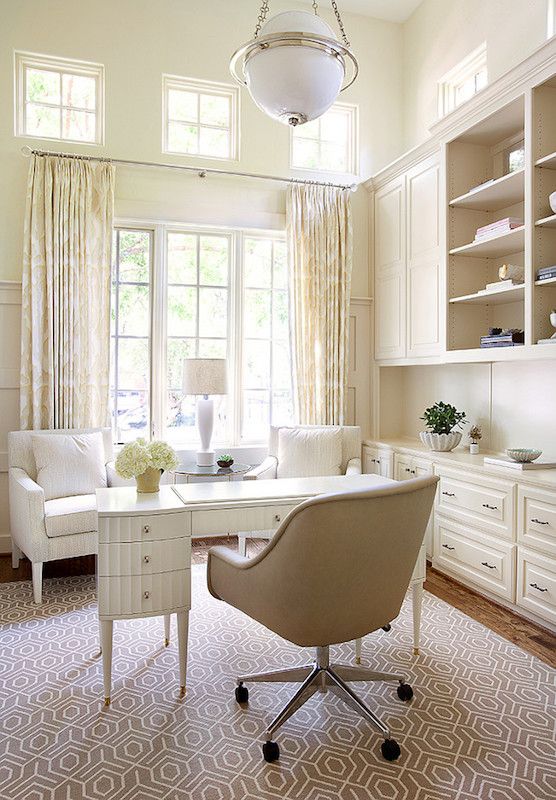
32,563,43,604
12,543,22,569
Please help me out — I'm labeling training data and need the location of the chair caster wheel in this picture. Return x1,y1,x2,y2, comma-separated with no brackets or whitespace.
381,738,401,761
397,682,413,702
382,623,391,632
235,684,249,704
262,740,280,763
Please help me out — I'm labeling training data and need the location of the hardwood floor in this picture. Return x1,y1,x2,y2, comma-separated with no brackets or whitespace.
1,542,554,668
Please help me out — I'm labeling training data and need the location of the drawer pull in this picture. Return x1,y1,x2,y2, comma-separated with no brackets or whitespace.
143,591,150,599
405,468,411,473
274,514,281,522
482,503,498,511
529,583,548,593
442,544,455,551
143,555,151,564
481,561,496,570
143,525,150,534
531,518,549,526
442,491,455,497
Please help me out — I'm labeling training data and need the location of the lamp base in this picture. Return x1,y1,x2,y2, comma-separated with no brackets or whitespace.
196,450,215,467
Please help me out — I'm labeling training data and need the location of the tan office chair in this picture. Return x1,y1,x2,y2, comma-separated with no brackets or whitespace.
208,475,438,763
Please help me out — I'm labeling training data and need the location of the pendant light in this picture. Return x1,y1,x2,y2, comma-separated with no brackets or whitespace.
230,1,358,126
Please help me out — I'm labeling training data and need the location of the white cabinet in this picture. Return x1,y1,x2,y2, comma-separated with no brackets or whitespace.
374,176,406,359
363,445,393,478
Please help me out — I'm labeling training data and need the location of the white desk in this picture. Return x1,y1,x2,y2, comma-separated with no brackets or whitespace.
96,474,426,703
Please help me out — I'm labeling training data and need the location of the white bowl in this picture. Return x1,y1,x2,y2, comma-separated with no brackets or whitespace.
420,431,462,452
506,448,542,463
550,191,556,215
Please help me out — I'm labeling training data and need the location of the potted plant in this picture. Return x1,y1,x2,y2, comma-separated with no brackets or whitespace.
419,402,467,452
115,438,179,493
217,453,234,469
468,425,482,455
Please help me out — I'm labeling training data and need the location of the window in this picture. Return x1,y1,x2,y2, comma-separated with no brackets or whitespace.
291,102,358,174
163,75,239,160
110,224,292,446
438,44,487,118
15,51,103,144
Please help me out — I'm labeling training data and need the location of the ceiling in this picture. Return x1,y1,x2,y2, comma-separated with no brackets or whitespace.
300,0,424,23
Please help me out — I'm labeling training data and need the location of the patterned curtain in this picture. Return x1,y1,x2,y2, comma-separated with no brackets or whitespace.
20,154,115,429
287,184,353,425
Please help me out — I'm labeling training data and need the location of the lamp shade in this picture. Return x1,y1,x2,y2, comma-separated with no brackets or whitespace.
182,359,228,396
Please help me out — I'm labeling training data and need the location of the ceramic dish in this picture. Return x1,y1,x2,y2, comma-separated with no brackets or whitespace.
506,448,542,463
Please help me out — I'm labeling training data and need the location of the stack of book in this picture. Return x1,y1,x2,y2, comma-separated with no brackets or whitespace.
474,217,522,242
536,265,556,282
480,328,524,348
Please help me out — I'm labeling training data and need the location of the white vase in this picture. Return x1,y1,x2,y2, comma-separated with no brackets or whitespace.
550,191,556,214
469,443,479,455
419,431,462,452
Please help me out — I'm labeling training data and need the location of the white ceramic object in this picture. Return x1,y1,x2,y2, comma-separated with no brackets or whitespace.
506,448,542,463
420,431,462,452
550,191,556,214
469,443,479,455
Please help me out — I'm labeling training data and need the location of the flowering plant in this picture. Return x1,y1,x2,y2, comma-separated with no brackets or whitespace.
115,438,179,479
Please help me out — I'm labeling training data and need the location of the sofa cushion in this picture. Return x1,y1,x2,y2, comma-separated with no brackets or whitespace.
44,494,97,538
277,426,342,479
32,431,107,501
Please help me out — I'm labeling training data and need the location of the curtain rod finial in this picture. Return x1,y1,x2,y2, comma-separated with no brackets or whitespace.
21,145,33,158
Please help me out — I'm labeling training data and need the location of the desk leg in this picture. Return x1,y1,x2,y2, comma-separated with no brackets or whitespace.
101,620,113,706
354,637,362,664
164,614,171,647
177,610,189,698
412,581,423,655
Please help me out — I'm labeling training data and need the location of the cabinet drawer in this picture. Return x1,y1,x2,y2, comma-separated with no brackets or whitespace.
435,467,515,539
192,502,299,536
517,547,556,625
518,486,556,556
99,511,191,543
434,516,515,601
98,537,190,577
98,569,190,618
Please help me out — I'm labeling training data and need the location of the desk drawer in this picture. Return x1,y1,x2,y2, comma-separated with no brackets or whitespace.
191,502,300,536
517,547,556,625
436,467,515,539
98,569,190,617
518,486,556,556
99,512,191,544
98,537,190,577
434,516,515,601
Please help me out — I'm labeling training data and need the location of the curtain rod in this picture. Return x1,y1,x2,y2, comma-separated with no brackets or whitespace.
21,146,358,192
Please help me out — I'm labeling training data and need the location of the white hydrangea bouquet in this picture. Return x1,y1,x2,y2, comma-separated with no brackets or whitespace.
115,438,179,493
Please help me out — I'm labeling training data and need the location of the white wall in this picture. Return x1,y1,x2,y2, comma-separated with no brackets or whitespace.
402,0,550,149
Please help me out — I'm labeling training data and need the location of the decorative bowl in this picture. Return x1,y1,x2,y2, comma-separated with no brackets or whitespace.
419,431,462,452
217,458,234,468
506,448,542,463
550,191,556,214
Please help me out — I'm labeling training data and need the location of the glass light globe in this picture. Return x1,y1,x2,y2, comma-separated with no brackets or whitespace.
245,11,345,126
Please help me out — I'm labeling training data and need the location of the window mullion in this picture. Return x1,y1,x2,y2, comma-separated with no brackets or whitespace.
150,224,167,440
232,233,243,445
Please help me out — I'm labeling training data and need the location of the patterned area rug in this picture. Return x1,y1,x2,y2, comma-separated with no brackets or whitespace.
0,567,555,800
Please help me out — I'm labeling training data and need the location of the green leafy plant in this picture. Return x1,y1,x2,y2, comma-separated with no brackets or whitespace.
420,402,467,435
217,454,234,464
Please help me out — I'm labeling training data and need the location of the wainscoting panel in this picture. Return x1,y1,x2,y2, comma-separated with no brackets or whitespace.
347,297,372,436
0,281,21,553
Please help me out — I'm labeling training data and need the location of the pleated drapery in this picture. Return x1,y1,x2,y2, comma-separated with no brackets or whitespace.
287,184,353,425
20,154,115,429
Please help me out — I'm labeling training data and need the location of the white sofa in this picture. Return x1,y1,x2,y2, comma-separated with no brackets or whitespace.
239,424,362,555
8,427,125,604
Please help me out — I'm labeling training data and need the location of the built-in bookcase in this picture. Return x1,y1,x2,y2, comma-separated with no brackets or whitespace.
446,97,526,352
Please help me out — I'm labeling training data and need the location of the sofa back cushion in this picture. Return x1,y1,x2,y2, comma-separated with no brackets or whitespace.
8,427,113,481
32,431,107,501
269,425,361,472
277,426,342,479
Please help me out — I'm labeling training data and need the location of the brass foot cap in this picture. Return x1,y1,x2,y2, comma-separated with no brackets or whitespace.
104,697,111,707
355,657,361,664
165,638,170,647
413,647,420,656
179,686,186,698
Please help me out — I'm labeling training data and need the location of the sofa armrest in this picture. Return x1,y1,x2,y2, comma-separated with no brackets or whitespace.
345,457,362,476
8,467,47,561
244,456,278,481
106,460,135,487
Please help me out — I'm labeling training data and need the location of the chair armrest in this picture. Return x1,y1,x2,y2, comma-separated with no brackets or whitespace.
8,468,47,561
244,456,278,480
207,545,252,599
345,457,362,476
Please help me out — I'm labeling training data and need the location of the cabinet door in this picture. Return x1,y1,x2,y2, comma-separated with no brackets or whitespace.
363,446,381,475
406,156,443,357
374,177,406,359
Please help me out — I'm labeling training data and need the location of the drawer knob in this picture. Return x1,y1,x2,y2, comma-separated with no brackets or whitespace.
442,491,455,497
274,514,281,522
529,582,548,593
482,503,498,511
143,591,150,599
442,544,455,551
481,561,496,570
143,555,151,563
531,518,549,526
143,525,150,534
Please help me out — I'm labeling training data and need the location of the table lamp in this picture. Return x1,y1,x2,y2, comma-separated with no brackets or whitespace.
182,358,228,466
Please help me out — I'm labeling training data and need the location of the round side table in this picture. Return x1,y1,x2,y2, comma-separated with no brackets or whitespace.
173,462,252,483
